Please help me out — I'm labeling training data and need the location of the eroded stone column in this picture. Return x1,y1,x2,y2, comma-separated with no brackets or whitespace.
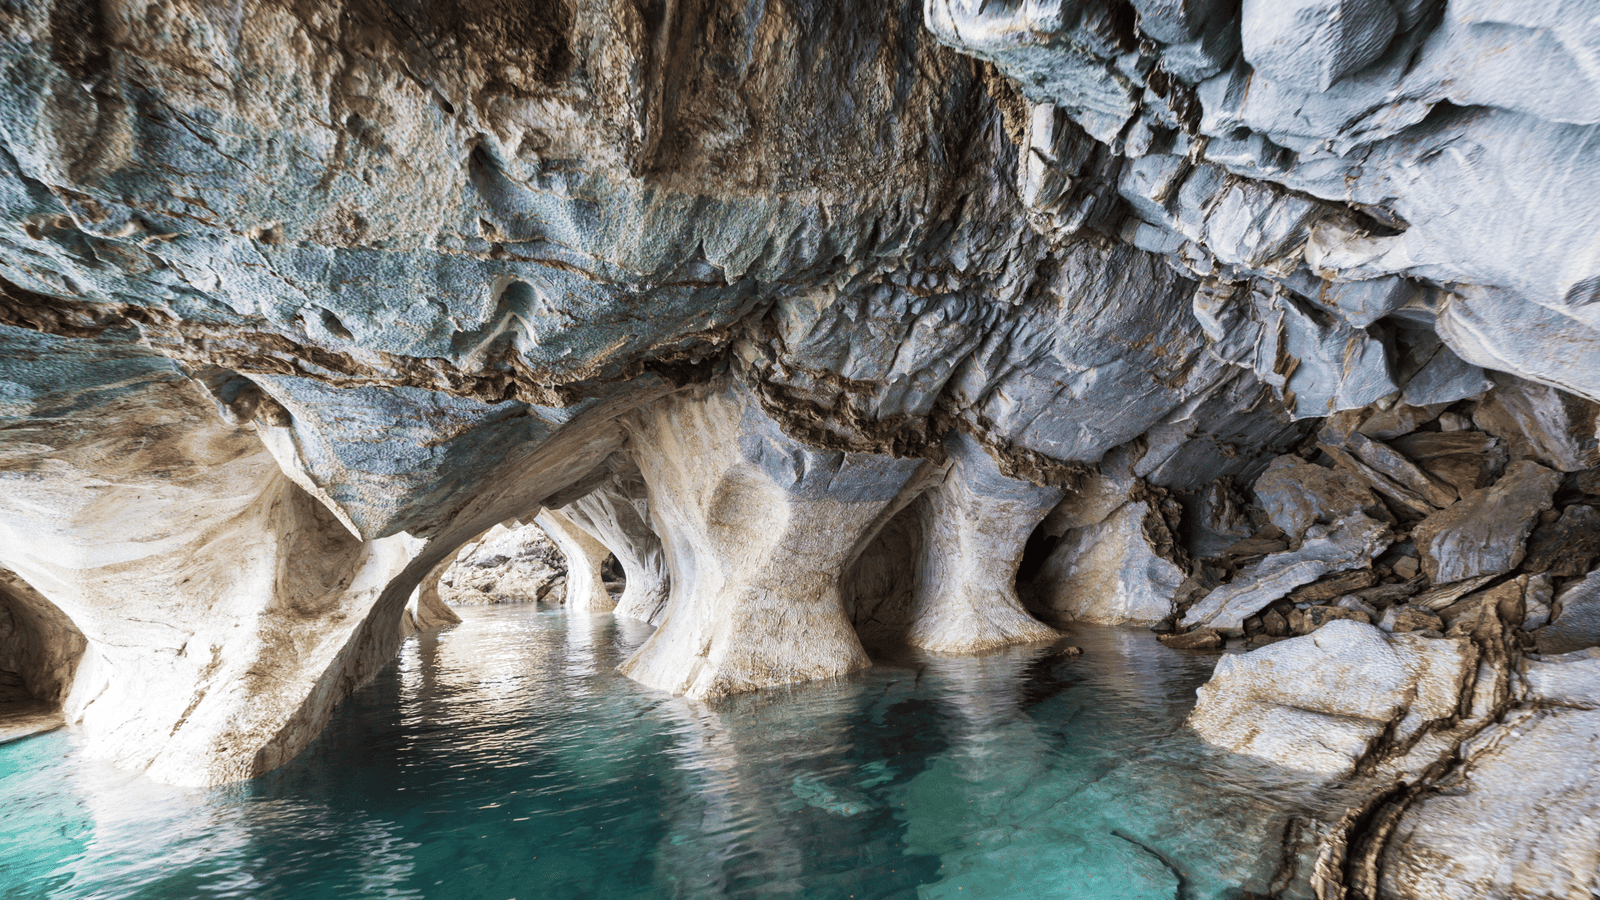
560,467,671,624
0,327,427,785
619,381,928,698
401,558,464,639
906,432,1062,652
535,508,617,613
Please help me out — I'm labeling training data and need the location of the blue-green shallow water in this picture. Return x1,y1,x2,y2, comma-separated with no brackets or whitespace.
1,606,1330,900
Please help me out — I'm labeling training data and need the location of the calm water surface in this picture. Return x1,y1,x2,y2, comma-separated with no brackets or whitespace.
0,606,1327,900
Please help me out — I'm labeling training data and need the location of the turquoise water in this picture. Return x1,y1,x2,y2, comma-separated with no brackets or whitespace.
0,606,1326,900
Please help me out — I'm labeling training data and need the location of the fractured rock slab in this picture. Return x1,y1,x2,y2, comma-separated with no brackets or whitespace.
1412,460,1561,585
1181,514,1392,635
1242,0,1398,93
1342,432,1458,509
1472,372,1600,473
1188,621,1476,777
1387,431,1507,498
1252,455,1389,543
1381,707,1600,899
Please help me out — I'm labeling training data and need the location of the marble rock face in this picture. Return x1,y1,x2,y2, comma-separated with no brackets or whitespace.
0,4,1595,853
1187,621,1476,777
1380,653,1600,899
1411,460,1561,584
437,523,567,607
1029,497,1187,626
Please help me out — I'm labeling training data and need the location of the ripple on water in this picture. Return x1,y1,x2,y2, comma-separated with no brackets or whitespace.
0,605,1330,900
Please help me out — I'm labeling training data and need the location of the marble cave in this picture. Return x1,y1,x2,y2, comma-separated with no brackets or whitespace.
0,0,1598,896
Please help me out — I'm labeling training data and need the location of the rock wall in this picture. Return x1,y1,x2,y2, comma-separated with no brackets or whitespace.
0,7,1598,894
435,522,568,607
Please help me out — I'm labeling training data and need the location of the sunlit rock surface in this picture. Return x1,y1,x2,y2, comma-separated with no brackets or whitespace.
556,465,672,624
435,522,567,607
535,508,617,613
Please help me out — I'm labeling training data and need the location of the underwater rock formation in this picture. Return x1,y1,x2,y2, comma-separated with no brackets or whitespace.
0,0,1598,891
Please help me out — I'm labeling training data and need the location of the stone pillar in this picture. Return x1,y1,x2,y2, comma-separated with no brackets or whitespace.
0,327,430,786
400,557,463,639
560,468,672,624
905,432,1062,652
619,381,928,699
535,508,617,613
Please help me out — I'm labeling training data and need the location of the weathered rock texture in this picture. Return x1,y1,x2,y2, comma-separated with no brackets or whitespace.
557,466,672,624
618,381,927,697
0,19,1598,900
436,522,567,607
535,508,617,613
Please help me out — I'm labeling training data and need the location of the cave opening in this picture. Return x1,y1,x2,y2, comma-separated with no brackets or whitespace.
0,571,85,745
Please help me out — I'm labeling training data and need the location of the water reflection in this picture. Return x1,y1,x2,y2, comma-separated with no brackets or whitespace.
0,606,1333,900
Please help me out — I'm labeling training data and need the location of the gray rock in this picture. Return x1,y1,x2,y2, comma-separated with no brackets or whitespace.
1521,504,1600,578
1031,498,1187,626
1538,570,1600,656
1188,621,1475,777
1252,455,1389,542
1343,432,1458,509
1183,478,1257,558
1355,401,1451,442
1411,574,1499,613
1524,650,1600,709
1401,342,1493,407
1319,442,1437,518
1523,574,1556,631
1241,0,1398,93
1379,605,1444,635
1387,431,1507,498
1413,460,1562,584
439,523,566,606
1130,0,1233,44
1381,707,1600,899
1472,372,1600,473
1181,513,1392,634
